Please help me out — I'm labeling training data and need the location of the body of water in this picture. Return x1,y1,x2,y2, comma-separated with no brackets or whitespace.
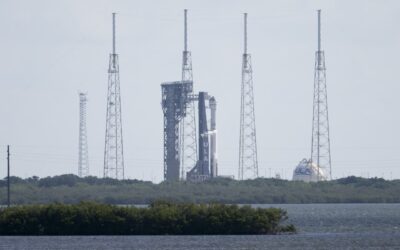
1,203,399,249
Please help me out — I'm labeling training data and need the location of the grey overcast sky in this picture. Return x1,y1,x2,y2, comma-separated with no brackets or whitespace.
0,0,399,182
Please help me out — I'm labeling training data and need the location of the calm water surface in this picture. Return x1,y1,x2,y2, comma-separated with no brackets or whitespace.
1,204,400,249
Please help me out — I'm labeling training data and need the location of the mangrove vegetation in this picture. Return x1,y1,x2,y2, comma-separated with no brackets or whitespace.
0,202,295,235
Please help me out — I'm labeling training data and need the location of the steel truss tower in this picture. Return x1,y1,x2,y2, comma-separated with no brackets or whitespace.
104,13,125,179
162,81,193,181
180,9,198,180
78,92,89,177
238,13,259,180
311,10,332,180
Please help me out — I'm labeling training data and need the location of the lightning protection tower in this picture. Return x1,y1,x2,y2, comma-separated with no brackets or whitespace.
104,13,125,179
180,9,198,180
238,13,259,180
78,92,89,177
311,10,332,180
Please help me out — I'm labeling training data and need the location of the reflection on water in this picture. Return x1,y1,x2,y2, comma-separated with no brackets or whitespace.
262,203,400,233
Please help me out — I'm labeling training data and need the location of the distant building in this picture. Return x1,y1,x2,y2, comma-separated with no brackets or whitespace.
292,159,327,182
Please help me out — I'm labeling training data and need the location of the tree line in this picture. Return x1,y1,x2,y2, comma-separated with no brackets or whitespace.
0,175,399,204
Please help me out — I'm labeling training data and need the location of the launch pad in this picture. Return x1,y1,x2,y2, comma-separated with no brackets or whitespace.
161,82,218,182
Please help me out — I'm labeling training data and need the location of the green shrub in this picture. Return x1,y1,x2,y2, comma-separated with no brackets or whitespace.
0,202,295,235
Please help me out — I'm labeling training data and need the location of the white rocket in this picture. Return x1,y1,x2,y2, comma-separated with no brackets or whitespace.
209,96,218,177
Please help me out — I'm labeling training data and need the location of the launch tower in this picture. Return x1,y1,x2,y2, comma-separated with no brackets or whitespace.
161,10,218,182
187,93,218,182
162,81,193,181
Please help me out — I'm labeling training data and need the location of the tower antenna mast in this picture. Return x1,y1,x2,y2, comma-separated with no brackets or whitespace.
239,13,259,180
244,12,247,54
311,10,332,180
180,9,198,180
78,92,89,177
184,9,188,52
318,9,321,52
113,13,116,55
104,13,125,179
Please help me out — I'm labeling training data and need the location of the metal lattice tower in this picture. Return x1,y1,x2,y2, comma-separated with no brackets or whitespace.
78,92,89,177
104,13,125,179
180,9,198,180
238,13,259,180
311,10,332,180
161,81,192,181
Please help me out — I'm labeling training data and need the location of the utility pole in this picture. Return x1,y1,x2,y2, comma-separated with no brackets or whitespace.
7,145,10,208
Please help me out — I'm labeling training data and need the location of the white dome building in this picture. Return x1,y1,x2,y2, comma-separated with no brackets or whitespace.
292,159,327,182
